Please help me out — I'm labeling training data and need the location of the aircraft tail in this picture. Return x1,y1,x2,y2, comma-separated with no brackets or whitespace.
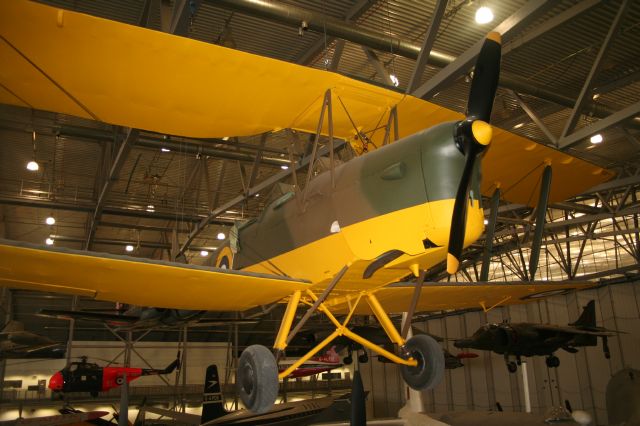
201,365,227,423
569,300,596,328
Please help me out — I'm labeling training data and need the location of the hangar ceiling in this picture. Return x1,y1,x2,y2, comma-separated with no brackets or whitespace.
0,0,639,344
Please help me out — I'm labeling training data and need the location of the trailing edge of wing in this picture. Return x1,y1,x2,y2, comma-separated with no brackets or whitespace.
326,281,595,315
0,239,310,311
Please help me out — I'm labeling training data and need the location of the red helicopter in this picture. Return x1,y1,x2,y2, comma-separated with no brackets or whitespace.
49,355,180,397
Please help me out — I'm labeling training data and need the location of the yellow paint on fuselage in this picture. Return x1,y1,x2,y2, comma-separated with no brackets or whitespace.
242,198,484,296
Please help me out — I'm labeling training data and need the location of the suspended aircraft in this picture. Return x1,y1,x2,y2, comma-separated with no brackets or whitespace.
0,0,613,414
453,300,619,372
0,320,65,359
38,306,257,330
48,355,180,397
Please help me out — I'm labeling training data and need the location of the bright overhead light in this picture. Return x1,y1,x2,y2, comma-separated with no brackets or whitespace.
280,165,289,170
161,148,171,152
590,134,603,144
26,160,39,171
200,250,209,257
390,74,400,87
222,137,230,141
147,204,154,209
475,6,494,24
483,219,489,225
255,193,260,197
45,216,56,225
125,244,134,252
45,237,54,245
513,122,524,129
217,232,225,240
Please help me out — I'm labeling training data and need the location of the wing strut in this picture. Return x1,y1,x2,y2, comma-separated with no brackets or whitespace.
401,269,427,340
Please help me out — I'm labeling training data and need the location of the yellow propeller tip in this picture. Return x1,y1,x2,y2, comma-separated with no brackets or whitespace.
471,120,493,146
487,32,502,44
447,254,460,275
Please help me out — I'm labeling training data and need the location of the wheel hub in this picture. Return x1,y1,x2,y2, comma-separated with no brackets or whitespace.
241,364,254,395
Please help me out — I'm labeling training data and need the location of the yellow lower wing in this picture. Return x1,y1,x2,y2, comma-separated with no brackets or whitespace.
326,280,593,315
0,240,309,311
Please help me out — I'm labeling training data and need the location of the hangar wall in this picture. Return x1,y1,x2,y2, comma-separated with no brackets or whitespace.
359,281,640,424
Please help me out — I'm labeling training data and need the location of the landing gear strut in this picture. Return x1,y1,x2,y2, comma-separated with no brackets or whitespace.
504,354,518,373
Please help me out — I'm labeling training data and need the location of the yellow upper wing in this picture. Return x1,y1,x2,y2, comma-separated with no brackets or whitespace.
0,0,613,206
0,240,310,311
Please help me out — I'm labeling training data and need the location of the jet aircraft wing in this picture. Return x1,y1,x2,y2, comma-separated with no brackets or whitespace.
533,324,621,336
0,239,310,311
0,0,613,206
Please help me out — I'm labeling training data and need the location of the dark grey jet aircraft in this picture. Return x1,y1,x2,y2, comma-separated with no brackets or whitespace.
454,300,618,373
0,321,65,359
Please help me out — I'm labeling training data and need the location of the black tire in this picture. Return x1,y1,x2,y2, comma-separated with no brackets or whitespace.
401,334,445,391
545,355,560,368
343,356,353,365
507,361,518,373
358,353,369,364
236,345,278,414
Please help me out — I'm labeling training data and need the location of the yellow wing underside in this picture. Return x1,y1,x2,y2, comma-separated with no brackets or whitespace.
0,1,613,206
0,241,591,314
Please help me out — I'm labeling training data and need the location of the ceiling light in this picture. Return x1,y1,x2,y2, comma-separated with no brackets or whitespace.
222,137,229,141
217,232,225,240
200,250,209,257
590,134,603,144
255,193,260,197
45,237,54,245
484,219,489,225
45,216,56,225
281,165,289,170
125,244,134,252
147,204,154,209
26,160,39,171
513,122,524,129
390,74,400,87
475,6,494,24
161,148,171,152
592,93,600,100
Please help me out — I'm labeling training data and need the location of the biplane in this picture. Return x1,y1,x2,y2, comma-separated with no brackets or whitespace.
0,0,613,414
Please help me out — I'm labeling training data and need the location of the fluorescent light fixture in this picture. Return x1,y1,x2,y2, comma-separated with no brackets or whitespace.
483,219,489,225
513,122,525,129
222,137,230,141
590,134,603,144
26,160,39,171
217,232,225,240
45,216,56,225
200,250,209,257
161,148,171,152
147,204,154,209
280,165,289,170
125,244,134,252
475,6,494,24
390,74,400,87
255,193,260,197
45,238,54,245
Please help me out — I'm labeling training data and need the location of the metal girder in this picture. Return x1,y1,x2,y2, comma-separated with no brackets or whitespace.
562,0,631,137
406,0,448,94
412,0,555,100
86,128,139,249
559,101,640,149
170,0,201,36
480,188,501,281
510,91,557,145
362,47,393,86
592,68,640,96
179,139,347,254
502,0,602,55
296,0,376,66
329,40,345,72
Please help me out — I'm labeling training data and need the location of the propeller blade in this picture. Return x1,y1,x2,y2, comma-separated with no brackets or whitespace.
467,32,502,122
446,32,501,275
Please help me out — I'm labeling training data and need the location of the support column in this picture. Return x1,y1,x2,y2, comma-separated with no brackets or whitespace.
529,165,552,280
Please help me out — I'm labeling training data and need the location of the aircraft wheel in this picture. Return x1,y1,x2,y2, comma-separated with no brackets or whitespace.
546,355,560,368
343,356,353,365
236,345,278,414
400,334,444,390
507,361,518,373
358,353,369,363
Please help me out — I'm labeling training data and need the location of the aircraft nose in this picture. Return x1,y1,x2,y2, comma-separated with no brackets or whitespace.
48,371,63,391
